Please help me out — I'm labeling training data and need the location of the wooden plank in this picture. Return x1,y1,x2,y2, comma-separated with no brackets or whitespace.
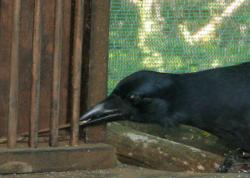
70,0,84,146
84,0,110,143
18,0,34,136
0,0,71,138
30,0,42,148
0,0,13,138
59,0,72,131
50,0,64,147
0,143,117,174
8,0,21,148
19,0,71,136
38,0,55,132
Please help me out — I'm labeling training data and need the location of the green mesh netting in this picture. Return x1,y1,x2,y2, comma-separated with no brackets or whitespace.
108,0,250,93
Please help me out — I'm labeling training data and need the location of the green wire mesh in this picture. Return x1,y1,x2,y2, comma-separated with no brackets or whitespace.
108,0,250,93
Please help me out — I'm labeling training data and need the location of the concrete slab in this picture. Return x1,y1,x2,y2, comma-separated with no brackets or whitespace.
2,165,250,178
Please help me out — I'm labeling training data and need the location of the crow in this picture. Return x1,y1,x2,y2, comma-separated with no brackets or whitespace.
80,62,250,171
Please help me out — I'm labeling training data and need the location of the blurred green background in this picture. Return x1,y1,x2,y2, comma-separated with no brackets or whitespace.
108,0,250,93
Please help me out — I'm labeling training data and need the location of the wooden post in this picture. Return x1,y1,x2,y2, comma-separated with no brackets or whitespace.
70,0,84,146
84,0,110,143
8,0,21,148
50,0,64,147
30,0,42,148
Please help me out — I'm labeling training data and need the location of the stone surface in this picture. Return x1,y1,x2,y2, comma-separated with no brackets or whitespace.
3,165,250,178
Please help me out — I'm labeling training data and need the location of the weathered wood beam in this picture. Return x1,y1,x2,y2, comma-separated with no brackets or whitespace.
106,123,224,172
0,143,117,174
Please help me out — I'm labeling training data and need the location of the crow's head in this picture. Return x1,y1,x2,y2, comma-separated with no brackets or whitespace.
80,71,180,126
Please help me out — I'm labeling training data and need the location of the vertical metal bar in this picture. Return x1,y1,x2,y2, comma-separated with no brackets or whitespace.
70,0,84,146
50,0,63,147
30,0,42,148
8,0,21,148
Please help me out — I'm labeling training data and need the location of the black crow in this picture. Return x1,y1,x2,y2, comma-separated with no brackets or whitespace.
80,62,250,171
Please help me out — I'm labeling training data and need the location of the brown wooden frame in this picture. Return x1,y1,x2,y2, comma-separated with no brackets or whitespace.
0,0,113,173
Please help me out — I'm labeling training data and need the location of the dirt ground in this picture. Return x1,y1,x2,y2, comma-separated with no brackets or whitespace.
2,165,250,178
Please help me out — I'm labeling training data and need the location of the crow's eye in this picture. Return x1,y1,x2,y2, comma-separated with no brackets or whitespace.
127,94,141,105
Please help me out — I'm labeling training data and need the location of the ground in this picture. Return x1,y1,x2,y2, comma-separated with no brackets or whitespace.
3,165,250,178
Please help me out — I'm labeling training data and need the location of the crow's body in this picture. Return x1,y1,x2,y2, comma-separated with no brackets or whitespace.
80,62,250,152
172,63,250,151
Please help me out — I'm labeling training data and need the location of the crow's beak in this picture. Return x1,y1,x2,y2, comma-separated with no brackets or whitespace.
79,97,124,125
